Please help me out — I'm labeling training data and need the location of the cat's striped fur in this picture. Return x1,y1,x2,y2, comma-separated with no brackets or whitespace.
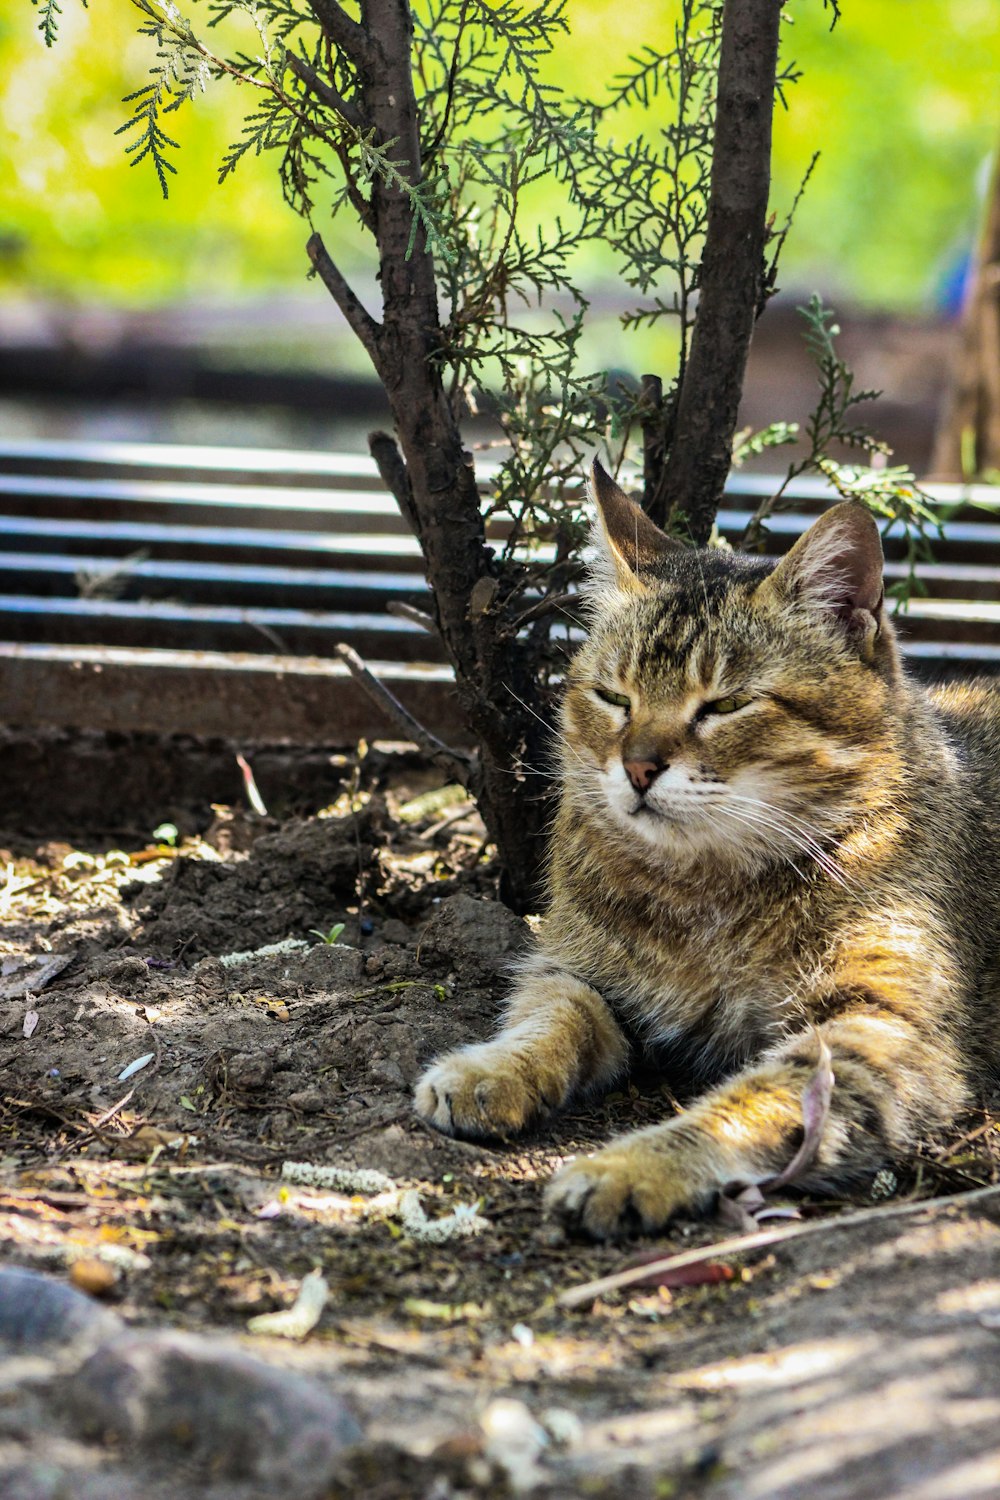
415,461,1000,1238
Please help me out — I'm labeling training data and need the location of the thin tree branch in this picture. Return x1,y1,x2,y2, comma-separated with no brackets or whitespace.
306,0,372,64
387,601,439,635
423,0,469,165
287,52,364,129
307,233,382,365
369,428,421,539
334,643,474,785
639,372,667,529
506,590,580,633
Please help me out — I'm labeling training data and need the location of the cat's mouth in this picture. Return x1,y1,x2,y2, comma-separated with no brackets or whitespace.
628,791,719,818
629,798,678,822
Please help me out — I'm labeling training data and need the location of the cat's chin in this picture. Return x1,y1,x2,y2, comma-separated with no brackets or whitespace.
599,788,772,873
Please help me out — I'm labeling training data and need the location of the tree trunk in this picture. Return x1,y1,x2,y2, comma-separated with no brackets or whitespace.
662,0,781,544
931,143,1000,481
315,0,553,910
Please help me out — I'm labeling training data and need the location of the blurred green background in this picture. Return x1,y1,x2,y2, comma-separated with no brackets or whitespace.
1,0,997,317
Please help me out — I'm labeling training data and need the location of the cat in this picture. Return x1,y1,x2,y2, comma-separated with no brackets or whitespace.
414,458,1000,1238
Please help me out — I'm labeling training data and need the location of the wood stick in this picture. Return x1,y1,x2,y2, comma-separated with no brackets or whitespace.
555,1181,1000,1310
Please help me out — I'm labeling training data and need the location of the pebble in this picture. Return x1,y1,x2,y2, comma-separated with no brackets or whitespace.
481,1398,549,1491
0,1267,123,1355
65,1331,362,1493
225,1052,274,1092
287,1089,326,1113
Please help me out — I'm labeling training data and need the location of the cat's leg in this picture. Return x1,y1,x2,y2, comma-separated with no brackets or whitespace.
414,955,628,1139
546,1005,968,1238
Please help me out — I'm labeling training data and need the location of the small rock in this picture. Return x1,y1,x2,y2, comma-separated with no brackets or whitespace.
68,1259,119,1299
481,1398,548,1491
0,1267,122,1355
102,956,151,990
225,1052,274,1092
381,919,411,945
288,1089,326,1114
542,1407,583,1447
369,1058,406,1088
65,1331,362,1493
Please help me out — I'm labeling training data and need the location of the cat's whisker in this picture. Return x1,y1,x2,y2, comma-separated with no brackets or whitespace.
711,800,848,887
724,791,841,849
502,684,591,774
709,802,809,881
723,793,852,887
734,816,848,888
491,759,556,780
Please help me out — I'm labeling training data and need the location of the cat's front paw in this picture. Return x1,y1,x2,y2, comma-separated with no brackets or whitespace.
414,1044,550,1140
545,1145,696,1239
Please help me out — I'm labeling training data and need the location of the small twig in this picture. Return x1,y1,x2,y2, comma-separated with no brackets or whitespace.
554,1181,1000,1311
332,1107,413,1144
423,0,469,163
89,1087,140,1135
307,233,382,365
762,151,820,313
508,590,581,633
287,52,363,128
932,1117,998,1160
369,429,421,539
387,600,439,635
333,642,473,785
639,372,667,529
421,802,476,840
54,1013,164,1162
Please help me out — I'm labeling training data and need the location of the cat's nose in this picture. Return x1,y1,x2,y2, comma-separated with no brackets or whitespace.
624,757,664,794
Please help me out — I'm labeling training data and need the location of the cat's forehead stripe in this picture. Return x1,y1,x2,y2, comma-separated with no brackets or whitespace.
633,586,738,678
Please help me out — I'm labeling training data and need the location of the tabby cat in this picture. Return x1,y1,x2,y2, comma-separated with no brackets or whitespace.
415,460,1000,1239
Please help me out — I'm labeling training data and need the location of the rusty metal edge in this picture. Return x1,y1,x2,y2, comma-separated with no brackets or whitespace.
0,643,467,745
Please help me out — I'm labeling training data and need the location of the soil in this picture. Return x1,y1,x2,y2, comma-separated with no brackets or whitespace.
2,737,1000,1500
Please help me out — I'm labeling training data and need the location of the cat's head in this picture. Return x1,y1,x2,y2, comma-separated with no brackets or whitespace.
561,461,903,872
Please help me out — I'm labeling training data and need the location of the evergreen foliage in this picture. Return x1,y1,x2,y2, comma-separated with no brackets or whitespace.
31,0,936,600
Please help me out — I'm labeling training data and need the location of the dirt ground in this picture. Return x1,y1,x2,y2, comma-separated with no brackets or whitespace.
2,736,1000,1500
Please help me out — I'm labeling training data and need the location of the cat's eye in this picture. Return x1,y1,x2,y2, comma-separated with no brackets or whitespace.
594,686,631,712
703,693,753,716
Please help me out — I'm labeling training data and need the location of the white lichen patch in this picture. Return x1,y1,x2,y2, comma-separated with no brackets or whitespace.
279,1162,490,1242
218,938,311,969
396,1189,488,1244
281,1161,396,1194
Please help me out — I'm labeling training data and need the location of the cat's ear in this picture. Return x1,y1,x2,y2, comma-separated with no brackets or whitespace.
589,457,681,592
759,502,885,654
